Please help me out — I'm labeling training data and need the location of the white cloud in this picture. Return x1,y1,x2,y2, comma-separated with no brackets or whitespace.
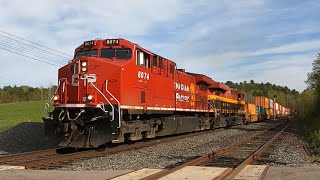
0,0,319,92
175,39,320,71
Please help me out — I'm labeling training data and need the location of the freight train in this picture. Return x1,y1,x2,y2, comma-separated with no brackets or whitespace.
43,38,292,148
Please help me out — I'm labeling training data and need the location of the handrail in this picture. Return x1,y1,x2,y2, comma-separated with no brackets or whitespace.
89,81,115,122
105,80,121,128
59,78,68,104
44,81,60,116
208,101,215,109
44,103,50,116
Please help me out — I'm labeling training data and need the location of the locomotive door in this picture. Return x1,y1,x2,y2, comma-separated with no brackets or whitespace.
136,49,151,108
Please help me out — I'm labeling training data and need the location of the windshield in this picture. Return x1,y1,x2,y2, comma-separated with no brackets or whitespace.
75,50,98,58
100,48,132,59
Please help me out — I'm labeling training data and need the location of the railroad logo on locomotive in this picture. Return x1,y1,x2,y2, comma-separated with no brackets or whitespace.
175,82,190,92
175,82,192,103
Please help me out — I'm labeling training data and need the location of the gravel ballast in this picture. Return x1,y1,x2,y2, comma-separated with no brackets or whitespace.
60,121,279,171
0,122,57,155
257,121,314,167
2,119,311,170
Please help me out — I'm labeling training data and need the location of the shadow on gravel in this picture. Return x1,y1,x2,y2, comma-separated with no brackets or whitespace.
285,120,306,136
0,122,58,154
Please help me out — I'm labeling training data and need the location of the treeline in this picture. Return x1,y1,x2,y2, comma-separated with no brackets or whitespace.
303,53,320,153
0,85,57,104
304,53,320,119
225,80,300,108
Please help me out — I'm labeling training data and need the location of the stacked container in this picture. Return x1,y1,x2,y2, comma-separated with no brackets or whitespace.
245,103,258,122
255,106,267,121
269,99,274,109
260,107,266,115
246,104,256,115
250,96,293,121
274,102,279,117
255,96,269,109
269,108,274,118
278,104,282,118
268,98,275,119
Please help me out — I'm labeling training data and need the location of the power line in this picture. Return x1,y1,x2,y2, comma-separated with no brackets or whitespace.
0,46,60,67
0,29,73,66
0,29,72,58
0,41,66,65
0,35,69,63
0,36,68,65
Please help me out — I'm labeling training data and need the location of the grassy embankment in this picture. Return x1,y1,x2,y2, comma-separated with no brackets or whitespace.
305,113,320,158
0,101,51,132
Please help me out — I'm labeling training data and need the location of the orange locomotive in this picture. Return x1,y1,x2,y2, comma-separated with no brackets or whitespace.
43,38,246,148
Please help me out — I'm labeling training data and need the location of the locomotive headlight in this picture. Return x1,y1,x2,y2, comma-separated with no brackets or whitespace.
81,61,88,72
87,94,93,101
53,95,59,101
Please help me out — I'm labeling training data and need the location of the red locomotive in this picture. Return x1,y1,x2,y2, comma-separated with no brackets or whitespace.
43,38,284,148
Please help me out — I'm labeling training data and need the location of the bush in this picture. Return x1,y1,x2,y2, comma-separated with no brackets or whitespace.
307,129,320,155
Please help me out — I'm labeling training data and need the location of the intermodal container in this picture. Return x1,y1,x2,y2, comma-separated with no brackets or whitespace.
275,103,279,111
269,99,274,109
255,96,269,109
269,109,274,116
246,103,256,115
256,106,266,115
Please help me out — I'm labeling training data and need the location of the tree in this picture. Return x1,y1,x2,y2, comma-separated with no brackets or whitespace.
306,54,320,100
0,85,56,104
306,54,320,88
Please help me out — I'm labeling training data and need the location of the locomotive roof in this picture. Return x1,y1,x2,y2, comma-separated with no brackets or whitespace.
187,72,215,86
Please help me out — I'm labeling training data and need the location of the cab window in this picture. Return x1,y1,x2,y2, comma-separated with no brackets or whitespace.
75,49,98,58
136,50,150,68
100,48,132,59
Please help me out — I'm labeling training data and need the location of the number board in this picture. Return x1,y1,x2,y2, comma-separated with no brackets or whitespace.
105,39,120,45
84,40,95,46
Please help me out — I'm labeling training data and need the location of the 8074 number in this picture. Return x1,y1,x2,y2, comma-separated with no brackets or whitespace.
138,71,150,80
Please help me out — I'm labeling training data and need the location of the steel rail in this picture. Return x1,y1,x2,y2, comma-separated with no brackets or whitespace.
142,120,289,180
0,125,235,169
222,121,292,179
0,149,59,164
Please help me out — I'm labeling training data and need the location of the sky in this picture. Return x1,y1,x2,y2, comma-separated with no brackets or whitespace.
0,0,319,92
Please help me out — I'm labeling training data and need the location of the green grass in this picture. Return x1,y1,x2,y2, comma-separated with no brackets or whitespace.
0,101,51,132
310,119,320,131
305,115,320,155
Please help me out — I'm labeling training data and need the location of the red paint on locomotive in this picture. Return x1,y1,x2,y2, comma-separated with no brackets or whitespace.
43,38,292,148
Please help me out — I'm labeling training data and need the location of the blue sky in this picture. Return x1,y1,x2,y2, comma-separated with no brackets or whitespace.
0,0,319,91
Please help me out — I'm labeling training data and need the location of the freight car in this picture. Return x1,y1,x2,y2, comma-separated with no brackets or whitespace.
43,38,248,148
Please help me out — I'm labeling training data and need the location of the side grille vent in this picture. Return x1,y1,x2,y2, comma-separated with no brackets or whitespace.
141,91,145,103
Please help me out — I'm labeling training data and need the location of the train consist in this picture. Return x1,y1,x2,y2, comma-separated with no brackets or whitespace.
43,38,292,148
245,96,292,122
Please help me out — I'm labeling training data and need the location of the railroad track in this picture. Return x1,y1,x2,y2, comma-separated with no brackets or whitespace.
142,120,292,180
0,124,239,169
